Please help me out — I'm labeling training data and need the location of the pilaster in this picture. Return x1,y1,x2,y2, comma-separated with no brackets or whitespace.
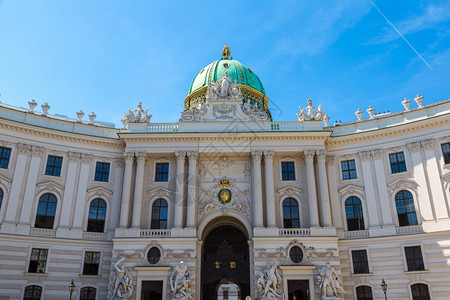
186,151,198,228
132,152,147,228
174,151,186,228
421,139,449,219
317,150,332,227
371,149,394,227
358,151,380,229
71,154,93,234
251,151,263,228
57,152,80,229
264,151,276,228
119,153,135,228
304,150,319,227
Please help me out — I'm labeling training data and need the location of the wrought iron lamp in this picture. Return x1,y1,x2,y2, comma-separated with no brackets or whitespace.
381,278,387,300
69,279,75,300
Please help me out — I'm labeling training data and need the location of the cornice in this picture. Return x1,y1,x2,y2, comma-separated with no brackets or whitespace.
0,118,122,149
118,131,332,144
327,114,450,147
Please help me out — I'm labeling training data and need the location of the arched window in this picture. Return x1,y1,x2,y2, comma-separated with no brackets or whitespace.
411,283,430,300
35,193,57,229
345,196,365,231
356,285,373,300
80,286,97,300
24,285,42,300
87,199,107,232
0,188,3,209
395,190,418,226
151,199,168,229
283,197,300,228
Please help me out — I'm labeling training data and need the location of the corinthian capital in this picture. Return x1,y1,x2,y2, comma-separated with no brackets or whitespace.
81,154,93,164
325,155,336,166
316,150,326,161
303,150,316,161
407,142,421,153
371,149,384,159
251,151,263,160
124,152,135,163
187,151,198,161
68,152,80,162
358,151,371,161
175,151,187,161
17,143,32,155
421,139,435,150
31,146,45,158
264,151,274,161
135,152,147,161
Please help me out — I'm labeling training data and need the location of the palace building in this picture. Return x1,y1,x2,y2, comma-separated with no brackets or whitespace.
0,47,449,300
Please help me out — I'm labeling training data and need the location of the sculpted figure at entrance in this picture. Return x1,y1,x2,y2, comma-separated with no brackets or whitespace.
110,257,133,300
255,261,283,299
170,261,195,299
316,262,344,299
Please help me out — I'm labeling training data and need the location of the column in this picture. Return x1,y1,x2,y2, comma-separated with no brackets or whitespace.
358,151,380,227
317,151,332,227
119,153,134,228
132,152,147,228
174,151,186,228
57,152,79,228
4,143,31,224
251,151,263,227
264,151,276,228
248,240,255,299
304,150,319,227
407,142,434,221
110,158,124,230
371,149,394,226
421,139,449,219
186,152,198,228
72,154,92,229
326,155,343,229
18,146,44,225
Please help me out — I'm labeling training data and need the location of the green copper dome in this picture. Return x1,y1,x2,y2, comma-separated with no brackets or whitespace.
184,46,270,114
187,58,265,96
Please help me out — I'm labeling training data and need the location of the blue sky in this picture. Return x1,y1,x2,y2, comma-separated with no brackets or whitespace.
1,0,449,127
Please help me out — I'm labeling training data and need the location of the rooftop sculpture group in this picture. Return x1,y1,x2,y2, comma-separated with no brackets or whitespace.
121,102,153,128
297,99,329,126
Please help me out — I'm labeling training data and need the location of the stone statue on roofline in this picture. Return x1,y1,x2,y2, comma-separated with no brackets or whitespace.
206,72,242,99
121,102,153,128
297,99,329,124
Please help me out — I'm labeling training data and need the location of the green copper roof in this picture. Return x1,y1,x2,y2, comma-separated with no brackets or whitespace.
187,58,265,96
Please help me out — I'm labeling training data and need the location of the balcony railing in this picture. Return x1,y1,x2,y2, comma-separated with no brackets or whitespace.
140,229,171,237
271,122,302,131
30,228,56,237
279,228,311,236
396,225,423,235
148,123,179,132
343,230,369,239
83,232,108,240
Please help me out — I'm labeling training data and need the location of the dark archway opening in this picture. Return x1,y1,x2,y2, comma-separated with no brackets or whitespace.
202,225,250,300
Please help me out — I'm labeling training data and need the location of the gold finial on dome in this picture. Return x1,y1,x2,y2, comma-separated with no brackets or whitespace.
221,45,231,59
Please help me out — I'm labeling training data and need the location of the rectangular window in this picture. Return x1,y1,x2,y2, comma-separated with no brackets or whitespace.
351,250,370,274
405,246,425,271
94,162,110,182
442,143,450,164
0,146,11,169
155,162,169,182
83,251,101,275
389,152,407,174
281,161,296,181
341,159,357,180
28,248,48,273
45,155,63,176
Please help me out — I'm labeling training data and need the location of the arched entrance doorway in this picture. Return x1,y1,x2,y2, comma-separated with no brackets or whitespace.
201,225,250,299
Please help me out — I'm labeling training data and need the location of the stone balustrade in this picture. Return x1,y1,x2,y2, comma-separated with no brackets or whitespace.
30,228,57,237
396,225,424,235
140,229,171,237
343,230,370,239
279,228,311,236
83,232,108,240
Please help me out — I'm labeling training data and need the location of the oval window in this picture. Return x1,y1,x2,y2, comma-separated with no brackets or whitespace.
289,246,304,263
147,247,161,265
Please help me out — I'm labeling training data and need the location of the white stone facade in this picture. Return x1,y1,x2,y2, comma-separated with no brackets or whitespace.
0,77,449,300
